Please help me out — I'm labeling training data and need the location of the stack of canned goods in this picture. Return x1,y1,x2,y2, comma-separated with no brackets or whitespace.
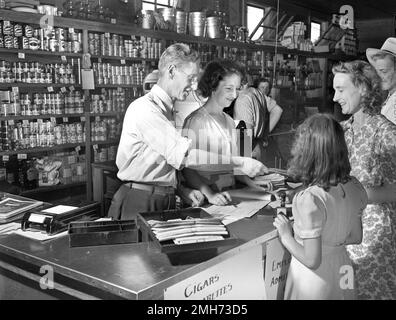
87,33,164,59
93,62,144,86
90,88,126,113
0,20,82,53
94,145,117,163
54,122,85,145
91,118,119,141
0,119,86,151
0,60,78,84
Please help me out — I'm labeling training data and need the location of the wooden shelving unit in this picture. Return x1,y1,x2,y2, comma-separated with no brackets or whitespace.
0,8,355,200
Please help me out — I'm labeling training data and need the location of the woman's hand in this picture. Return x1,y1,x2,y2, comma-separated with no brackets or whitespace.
207,191,233,206
273,214,293,242
178,185,205,207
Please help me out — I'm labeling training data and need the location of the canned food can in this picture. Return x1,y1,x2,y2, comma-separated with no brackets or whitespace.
24,24,33,37
13,24,23,37
3,21,13,36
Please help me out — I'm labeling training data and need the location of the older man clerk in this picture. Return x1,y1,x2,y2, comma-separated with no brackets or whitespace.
108,43,268,220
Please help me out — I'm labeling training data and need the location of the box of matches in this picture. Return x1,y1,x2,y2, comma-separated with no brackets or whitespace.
137,208,239,253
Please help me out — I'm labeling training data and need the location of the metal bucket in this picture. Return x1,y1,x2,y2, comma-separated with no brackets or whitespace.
141,10,155,29
176,10,188,34
188,11,206,37
158,8,176,31
206,16,221,39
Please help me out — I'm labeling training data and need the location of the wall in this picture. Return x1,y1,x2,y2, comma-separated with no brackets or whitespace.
356,18,395,52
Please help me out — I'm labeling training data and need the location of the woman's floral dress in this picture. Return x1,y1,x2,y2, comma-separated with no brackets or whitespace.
343,114,396,300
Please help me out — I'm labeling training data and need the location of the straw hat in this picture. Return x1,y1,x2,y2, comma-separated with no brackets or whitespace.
366,37,396,65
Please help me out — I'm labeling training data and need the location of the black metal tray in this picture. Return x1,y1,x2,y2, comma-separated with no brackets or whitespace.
137,207,238,254
68,219,137,247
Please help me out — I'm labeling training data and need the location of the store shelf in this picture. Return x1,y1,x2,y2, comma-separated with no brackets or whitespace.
0,83,82,89
90,55,157,63
0,47,82,58
94,84,143,89
89,112,120,117
20,181,86,196
91,139,120,146
0,114,85,121
0,143,85,156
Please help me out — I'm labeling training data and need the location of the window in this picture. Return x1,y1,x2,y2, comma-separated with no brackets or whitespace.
247,5,265,41
310,22,321,44
142,0,174,11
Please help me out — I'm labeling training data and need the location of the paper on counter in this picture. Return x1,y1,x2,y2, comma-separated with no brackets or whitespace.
204,187,273,225
13,228,68,241
41,205,78,215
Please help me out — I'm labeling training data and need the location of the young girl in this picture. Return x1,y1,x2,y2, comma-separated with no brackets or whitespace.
273,113,368,300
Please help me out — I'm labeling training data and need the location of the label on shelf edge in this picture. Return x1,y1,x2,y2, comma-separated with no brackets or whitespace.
50,117,56,123
22,119,29,125
61,55,67,62
80,116,85,122
95,116,100,122
69,28,74,33
69,86,75,92
121,59,126,65
61,87,67,93
17,154,27,160
48,86,54,92
75,146,81,152
111,19,116,24
8,120,14,125
93,144,98,151
2,155,9,161
37,118,43,124
18,52,25,59
11,86,19,93
63,117,69,122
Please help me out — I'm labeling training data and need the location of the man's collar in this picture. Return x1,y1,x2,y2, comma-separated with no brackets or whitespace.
150,84,173,111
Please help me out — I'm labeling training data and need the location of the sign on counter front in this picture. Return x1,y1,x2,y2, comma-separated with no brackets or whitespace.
164,246,266,300
264,237,291,300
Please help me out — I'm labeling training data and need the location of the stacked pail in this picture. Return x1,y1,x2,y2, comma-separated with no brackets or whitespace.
141,10,155,29
158,8,176,31
176,10,188,34
206,16,221,38
188,11,206,37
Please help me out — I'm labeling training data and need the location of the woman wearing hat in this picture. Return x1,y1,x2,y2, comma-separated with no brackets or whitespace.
367,37,396,124
332,60,396,300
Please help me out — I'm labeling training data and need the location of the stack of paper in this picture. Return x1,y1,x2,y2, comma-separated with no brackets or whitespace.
0,196,43,224
147,218,228,244
253,173,285,188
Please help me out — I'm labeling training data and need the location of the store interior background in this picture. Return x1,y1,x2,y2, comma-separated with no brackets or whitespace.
1,0,396,208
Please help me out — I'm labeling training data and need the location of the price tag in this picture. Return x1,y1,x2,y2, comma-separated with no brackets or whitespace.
61,87,67,93
63,117,69,123
98,58,102,63
93,144,98,151
69,27,75,33
48,86,54,93
80,116,85,122
8,120,14,125
105,32,110,38
22,119,29,126
101,88,106,94
2,155,9,161
69,86,75,92
11,86,19,93
120,59,126,65
17,154,27,160
61,55,67,62
111,18,116,24
18,52,25,59
37,118,43,124
95,116,100,122
50,117,56,123
75,146,81,153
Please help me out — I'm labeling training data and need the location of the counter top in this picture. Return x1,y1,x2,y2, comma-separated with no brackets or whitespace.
0,206,277,300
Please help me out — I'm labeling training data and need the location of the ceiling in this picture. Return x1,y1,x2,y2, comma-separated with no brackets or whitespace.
257,0,396,20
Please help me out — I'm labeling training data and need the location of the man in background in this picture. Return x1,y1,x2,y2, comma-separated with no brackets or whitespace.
367,37,396,124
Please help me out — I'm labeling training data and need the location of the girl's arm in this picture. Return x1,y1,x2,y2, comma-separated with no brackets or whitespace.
273,214,322,269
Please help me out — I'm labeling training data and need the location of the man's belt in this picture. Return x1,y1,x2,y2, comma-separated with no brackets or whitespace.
124,181,175,195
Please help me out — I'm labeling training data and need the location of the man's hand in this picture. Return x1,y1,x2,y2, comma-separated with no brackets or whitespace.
207,191,232,206
234,157,268,177
188,189,205,207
